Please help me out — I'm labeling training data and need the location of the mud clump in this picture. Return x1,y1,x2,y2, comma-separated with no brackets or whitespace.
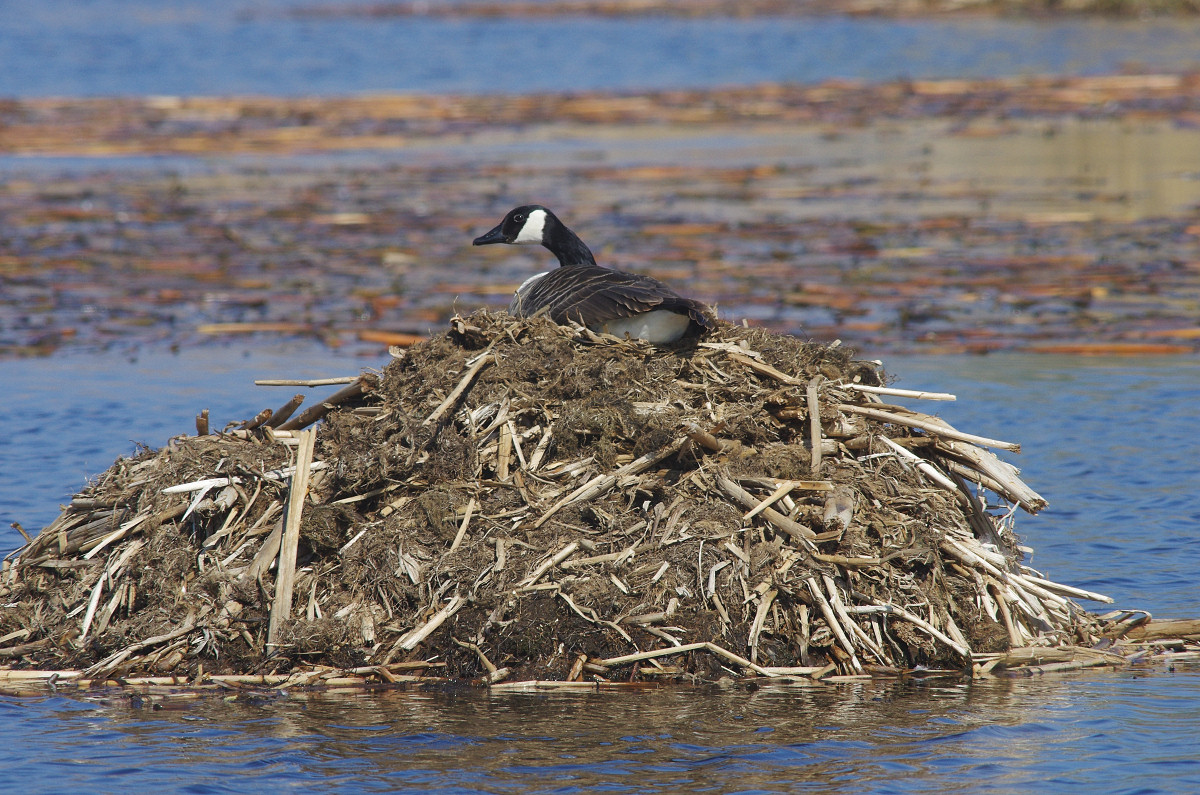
1,312,1111,686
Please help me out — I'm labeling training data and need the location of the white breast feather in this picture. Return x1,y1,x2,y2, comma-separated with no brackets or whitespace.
510,271,550,315
602,310,691,343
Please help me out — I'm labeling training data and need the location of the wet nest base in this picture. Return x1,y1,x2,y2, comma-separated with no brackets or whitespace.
3,312,1195,691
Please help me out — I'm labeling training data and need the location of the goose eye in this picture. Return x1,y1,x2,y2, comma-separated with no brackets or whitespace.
513,213,525,225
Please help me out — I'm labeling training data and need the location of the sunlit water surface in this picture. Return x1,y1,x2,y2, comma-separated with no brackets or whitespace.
1,667,1199,793
3,3,1200,790
1,346,1198,793
1,0,1200,96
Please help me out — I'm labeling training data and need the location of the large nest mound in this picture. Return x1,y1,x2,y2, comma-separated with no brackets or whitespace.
3,312,1140,687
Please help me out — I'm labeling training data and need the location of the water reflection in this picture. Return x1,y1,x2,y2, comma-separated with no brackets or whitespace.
4,668,1198,793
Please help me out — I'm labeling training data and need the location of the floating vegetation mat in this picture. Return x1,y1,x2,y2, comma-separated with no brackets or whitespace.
3,312,1196,693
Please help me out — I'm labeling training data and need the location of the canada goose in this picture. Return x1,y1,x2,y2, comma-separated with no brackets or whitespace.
472,205,714,343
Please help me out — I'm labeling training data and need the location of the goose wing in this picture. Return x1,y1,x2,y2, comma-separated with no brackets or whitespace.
512,265,713,331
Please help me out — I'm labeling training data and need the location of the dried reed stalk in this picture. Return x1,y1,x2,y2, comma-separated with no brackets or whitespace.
268,428,317,648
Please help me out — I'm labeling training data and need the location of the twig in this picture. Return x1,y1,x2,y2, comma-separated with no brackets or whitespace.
844,384,956,401
83,616,200,678
277,374,378,431
681,422,743,455
559,543,653,570
424,345,495,427
255,377,360,387
447,497,477,554
726,351,803,386
266,394,305,428
520,541,580,587
823,575,887,663
599,641,777,677
268,428,316,648
837,404,1021,452
935,439,1046,513
452,637,498,674
532,438,685,529
747,588,777,663
717,474,816,545
806,577,862,673
807,378,823,476
739,480,796,523
877,435,958,491
398,594,466,652
238,408,273,431
162,461,329,495
866,601,972,659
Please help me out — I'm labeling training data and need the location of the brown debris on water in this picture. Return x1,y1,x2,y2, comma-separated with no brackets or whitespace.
3,311,1186,690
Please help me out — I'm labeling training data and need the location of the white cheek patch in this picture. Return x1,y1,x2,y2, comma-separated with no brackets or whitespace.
513,208,546,244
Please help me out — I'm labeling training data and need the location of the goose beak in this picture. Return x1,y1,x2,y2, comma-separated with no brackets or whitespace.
473,223,508,246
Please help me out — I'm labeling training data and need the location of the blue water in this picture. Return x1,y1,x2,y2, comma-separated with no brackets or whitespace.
1,0,1200,97
3,346,1199,793
0,658,1198,793
3,2,1200,790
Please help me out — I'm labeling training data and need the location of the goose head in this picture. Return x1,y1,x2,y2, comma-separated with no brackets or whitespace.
473,205,597,267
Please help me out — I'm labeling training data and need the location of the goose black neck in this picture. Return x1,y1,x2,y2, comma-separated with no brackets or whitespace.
544,218,597,267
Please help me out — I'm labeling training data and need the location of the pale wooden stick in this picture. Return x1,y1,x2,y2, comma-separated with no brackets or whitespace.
943,611,970,650
878,435,958,491
600,643,709,667
823,575,887,663
80,539,147,641
452,637,498,674
447,497,476,554
806,577,862,673
559,543,652,570
424,345,495,427
844,384,956,401
807,379,823,476
237,519,283,584
936,439,1047,513
681,422,743,455
868,602,972,658
78,572,107,644
520,541,580,586
508,420,528,470
532,439,684,529
266,394,305,428
747,588,777,663
939,535,1050,621
81,513,147,559
268,428,316,648
255,377,359,387
1126,619,1200,641
527,425,553,472
837,404,1021,452
991,584,1025,647
940,459,1016,502
278,374,377,431
83,617,199,677
496,422,513,481
726,351,803,386
398,594,466,651
162,461,329,495
599,641,776,677
650,561,671,584
718,474,816,544
761,666,825,676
